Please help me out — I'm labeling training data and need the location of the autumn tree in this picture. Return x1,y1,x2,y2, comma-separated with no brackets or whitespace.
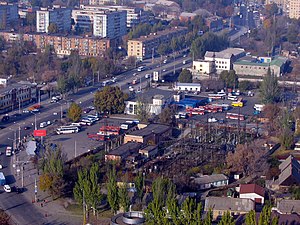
67,102,82,122
259,68,280,104
0,209,10,225
48,23,59,34
178,69,193,83
94,86,128,114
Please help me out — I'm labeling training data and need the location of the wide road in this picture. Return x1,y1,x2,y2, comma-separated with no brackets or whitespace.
0,54,191,224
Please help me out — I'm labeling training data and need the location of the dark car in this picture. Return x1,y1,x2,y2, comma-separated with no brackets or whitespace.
16,187,24,193
0,126,5,130
24,126,31,130
83,108,91,113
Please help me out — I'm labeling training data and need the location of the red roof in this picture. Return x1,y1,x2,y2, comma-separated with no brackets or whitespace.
240,184,265,197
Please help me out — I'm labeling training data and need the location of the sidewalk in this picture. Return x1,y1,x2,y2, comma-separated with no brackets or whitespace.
14,146,83,225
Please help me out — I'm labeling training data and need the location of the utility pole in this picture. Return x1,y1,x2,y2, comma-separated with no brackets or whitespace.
34,177,37,202
18,126,21,146
21,163,24,188
75,141,77,158
152,48,154,64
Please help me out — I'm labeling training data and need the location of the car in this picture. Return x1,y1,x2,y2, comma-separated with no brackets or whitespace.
208,117,218,123
88,105,95,110
32,108,40,112
163,59,167,64
4,185,11,193
183,54,187,57
13,113,22,118
83,108,92,113
16,187,24,194
129,86,134,92
24,126,31,130
183,60,186,64
53,112,58,115
162,69,166,72
133,73,137,76
0,164,2,169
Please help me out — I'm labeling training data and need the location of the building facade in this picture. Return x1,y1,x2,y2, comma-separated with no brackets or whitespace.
173,82,201,92
204,48,246,74
189,60,214,79
0,3,18,29
80,0,118,5
0,82,37,114
72,5,127,38
36,6,71,33
0,31,110,57
289,0,300,19
127,27,188,60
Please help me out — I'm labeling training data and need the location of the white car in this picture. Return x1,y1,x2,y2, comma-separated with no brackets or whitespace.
208,118,218,123
0,164,3,169
129,86,134,92
4,185,11,193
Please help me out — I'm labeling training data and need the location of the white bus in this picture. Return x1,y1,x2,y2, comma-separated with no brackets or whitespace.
56,126,79,135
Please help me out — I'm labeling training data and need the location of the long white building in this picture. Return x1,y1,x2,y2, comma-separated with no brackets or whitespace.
36,5,71,33
72,5,127,38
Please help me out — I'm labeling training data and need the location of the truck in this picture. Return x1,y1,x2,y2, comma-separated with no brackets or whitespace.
0,172,6,186
5,146,12,157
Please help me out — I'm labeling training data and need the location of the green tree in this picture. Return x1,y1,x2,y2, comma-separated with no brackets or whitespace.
178,69,193,83
118,183,130,212
203,209,212,225
73,163,103,215
57,76,68,96
157,43,171,56
134,173,144,201
259,68,280,104
245,210,257,225
290,186,300,200
107,167,119,214
159,106,175,126
67,102,82,122
218,211,235,225
48,23,59,34
94,86,128,114
258,205,272,225
239,80,254,91
220,70,238,89
136,98,151,123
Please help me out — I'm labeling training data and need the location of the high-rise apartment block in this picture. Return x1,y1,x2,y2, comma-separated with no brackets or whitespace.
0,3,18,29
80,0,118,6
36,5,71,33
289,0,300,19
72,5,127,38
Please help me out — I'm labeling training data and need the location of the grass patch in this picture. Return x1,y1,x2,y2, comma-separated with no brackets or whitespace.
98,208,113,218
65,203,83,215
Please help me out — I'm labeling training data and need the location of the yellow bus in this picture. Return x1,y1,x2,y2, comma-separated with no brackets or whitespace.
231,101,243,107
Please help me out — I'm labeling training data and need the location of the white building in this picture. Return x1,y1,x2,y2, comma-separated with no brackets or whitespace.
239,184,265,204
204,48,245,74
36,6,71,33
191,174,229,190
72,5,126,38
173,82,201,92
124,89,174,116
189,60,214,79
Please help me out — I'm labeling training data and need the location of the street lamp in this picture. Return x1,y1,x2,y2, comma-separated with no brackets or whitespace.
13,121,25,146
56,102,63,121
30,111,37,130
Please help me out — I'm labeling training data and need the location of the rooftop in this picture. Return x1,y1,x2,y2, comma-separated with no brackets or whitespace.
126,88,174,103
240,184,265,197
276,199,300,214
0,81,37,96
234,56,288,67
139,145,157,152
205,48,245,59
204,197,255,212
106,142,142,156
192,174,228,185
126,123,170,137
175,82,201,87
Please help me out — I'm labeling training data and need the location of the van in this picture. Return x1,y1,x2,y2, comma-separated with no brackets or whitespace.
228,96,238,101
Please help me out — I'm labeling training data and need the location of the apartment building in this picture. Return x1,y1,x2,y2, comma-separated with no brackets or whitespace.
0,31,110,57
72,5,126,38
80,0,117,5
0,3,18,29
0,81,37,114
265,0,287,11
127,26,188,61
289,0,300,19
36,5,71,33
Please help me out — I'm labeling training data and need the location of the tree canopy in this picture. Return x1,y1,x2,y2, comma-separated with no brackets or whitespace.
219,70,238,89
67,102,82,122
259,68,280,104
94,86,128,114
178,69,193,83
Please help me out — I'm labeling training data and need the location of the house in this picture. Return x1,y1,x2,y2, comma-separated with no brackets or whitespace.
139,145,158,159
124,88,174,116
204,48,245,74
275,199,300,215
191,174,229,190
105,142,142,162
204,197,255,220
266,155,300,190
205,16,223,31
189,60,215,80
233,56,289,77
173,82,201,92
239,184,265,204
179,12,197,22
124,124,171,145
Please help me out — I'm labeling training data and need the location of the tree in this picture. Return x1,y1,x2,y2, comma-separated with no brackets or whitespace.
118,183,130,212
159,106,175,125
239,80,254,91
107,167,119,214
157,43,171,56
258,205,272,225
260,68,280,104
94,86,128,114
67,102,82,122
48,23,59,34
245,210,257,225
220,70,238,89
134,173,144,201
178,69,192,83
0,209,10,225
218,211,235,225
203,209,212,225
73,163,103,215
39,145,66,198
136,98,151,123
57,76,68,96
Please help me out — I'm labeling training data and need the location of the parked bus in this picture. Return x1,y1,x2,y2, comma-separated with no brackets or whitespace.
5,146,12,157
226,113,245,121
56,126,79,135
208,94,225,100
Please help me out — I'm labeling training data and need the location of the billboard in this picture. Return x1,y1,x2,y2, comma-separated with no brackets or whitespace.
34,130,47,137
